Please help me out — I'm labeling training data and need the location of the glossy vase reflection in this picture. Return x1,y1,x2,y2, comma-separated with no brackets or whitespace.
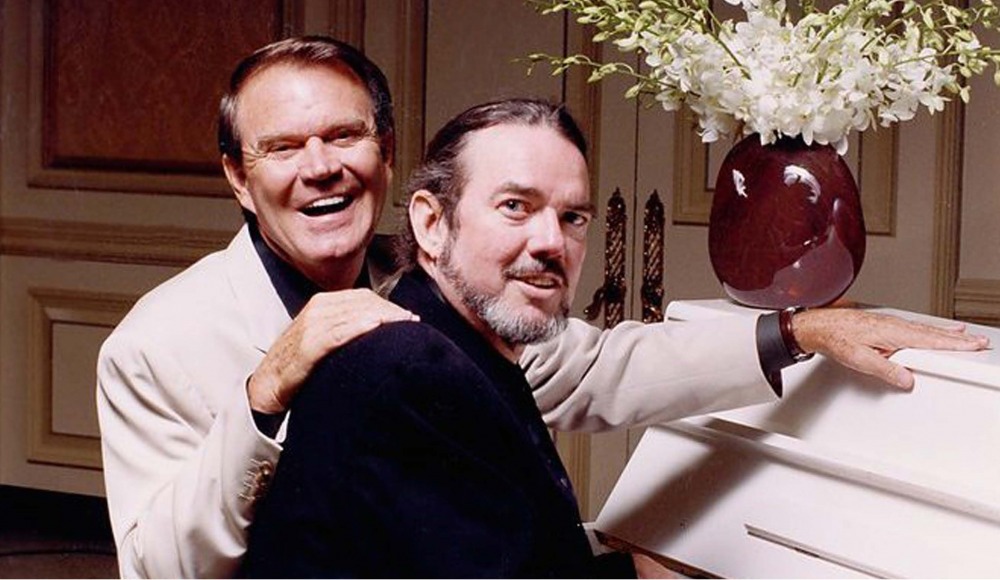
708,134,866,309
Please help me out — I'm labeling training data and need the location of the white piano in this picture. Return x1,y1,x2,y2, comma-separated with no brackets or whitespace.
596,300,1000,578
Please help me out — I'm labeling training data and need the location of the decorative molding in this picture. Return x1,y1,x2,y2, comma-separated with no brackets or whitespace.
855,126,897,235
953,278,1000,327
390,0,428,207
583,189,627,327
672,108,712,225
641,191,665,323
27,288,136,470
0,217,232,267
673,115,897,235
27,0,286,198
931,101,965,319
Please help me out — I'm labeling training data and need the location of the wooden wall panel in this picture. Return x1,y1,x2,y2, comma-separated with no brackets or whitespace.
45,0,282,171
30,0,286,195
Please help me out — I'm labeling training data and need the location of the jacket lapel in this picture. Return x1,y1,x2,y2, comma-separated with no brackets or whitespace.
223,225,292,354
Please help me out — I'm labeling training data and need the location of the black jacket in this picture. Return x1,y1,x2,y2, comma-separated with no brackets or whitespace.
242,269,633,578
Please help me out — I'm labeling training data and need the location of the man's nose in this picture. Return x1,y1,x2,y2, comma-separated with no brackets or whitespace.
527,209,566,259
298,137,342,181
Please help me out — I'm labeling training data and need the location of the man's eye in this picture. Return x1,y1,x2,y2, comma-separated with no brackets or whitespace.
267,144,301,159
500,199,528,215
564,212,591,227
327,128,368,145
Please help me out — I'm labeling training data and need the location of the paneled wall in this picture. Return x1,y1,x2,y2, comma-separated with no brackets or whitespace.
1,0,996,518
0,0,288,495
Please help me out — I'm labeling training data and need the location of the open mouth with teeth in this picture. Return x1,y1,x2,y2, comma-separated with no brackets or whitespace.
515,275,563,289
300,195,354,217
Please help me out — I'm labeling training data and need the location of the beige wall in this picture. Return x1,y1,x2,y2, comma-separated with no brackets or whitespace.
958,72,1000,324
0,0,996,518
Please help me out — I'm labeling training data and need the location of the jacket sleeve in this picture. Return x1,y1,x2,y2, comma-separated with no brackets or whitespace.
96,330,281,579
521,316,779,432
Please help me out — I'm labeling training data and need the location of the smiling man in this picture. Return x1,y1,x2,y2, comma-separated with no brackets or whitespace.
241,99,642,578
222,61,390,292
97,38,419,579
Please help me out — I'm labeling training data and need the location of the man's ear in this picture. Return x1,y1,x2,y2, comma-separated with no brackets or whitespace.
381,132,396,167
222,154,255,214
409,190,448,261
382,161,394,196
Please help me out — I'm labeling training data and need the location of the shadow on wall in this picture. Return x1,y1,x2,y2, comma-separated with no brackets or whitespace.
0,485,117,578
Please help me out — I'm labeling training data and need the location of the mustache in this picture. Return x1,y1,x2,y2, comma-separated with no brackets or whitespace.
503,258,567,286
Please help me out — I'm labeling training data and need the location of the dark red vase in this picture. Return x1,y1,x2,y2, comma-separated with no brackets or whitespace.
708,134,866,309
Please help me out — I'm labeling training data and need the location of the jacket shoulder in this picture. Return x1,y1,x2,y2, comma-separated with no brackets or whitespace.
322,321,476,381
303,321,497,412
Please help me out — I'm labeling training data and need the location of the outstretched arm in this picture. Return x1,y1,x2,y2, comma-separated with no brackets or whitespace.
523,315,778,432
523,307,990,433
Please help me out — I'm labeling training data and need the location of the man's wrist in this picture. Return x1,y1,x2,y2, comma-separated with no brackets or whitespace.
247,373,288,438
779,306,815,362
755,307,816,397
247,370,288,414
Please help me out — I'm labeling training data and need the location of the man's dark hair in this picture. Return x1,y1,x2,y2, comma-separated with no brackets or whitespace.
218,35,395,165
398,98,588,270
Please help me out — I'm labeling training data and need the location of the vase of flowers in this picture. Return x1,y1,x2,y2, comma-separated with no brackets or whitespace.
530,0,1000,308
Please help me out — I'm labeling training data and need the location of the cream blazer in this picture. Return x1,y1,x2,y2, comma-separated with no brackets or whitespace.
97,225,775,578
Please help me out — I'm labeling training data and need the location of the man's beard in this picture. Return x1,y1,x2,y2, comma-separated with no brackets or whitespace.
439,238,569,346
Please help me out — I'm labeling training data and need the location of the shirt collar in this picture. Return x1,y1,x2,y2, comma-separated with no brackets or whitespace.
247,217,370,318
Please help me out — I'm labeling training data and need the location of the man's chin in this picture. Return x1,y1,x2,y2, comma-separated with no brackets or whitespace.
491,310,568,346
312,232,372,261
508,290,568,315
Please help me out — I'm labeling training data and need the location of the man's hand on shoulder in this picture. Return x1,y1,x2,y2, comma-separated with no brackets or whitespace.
791,307,990,390
248,289,418,413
